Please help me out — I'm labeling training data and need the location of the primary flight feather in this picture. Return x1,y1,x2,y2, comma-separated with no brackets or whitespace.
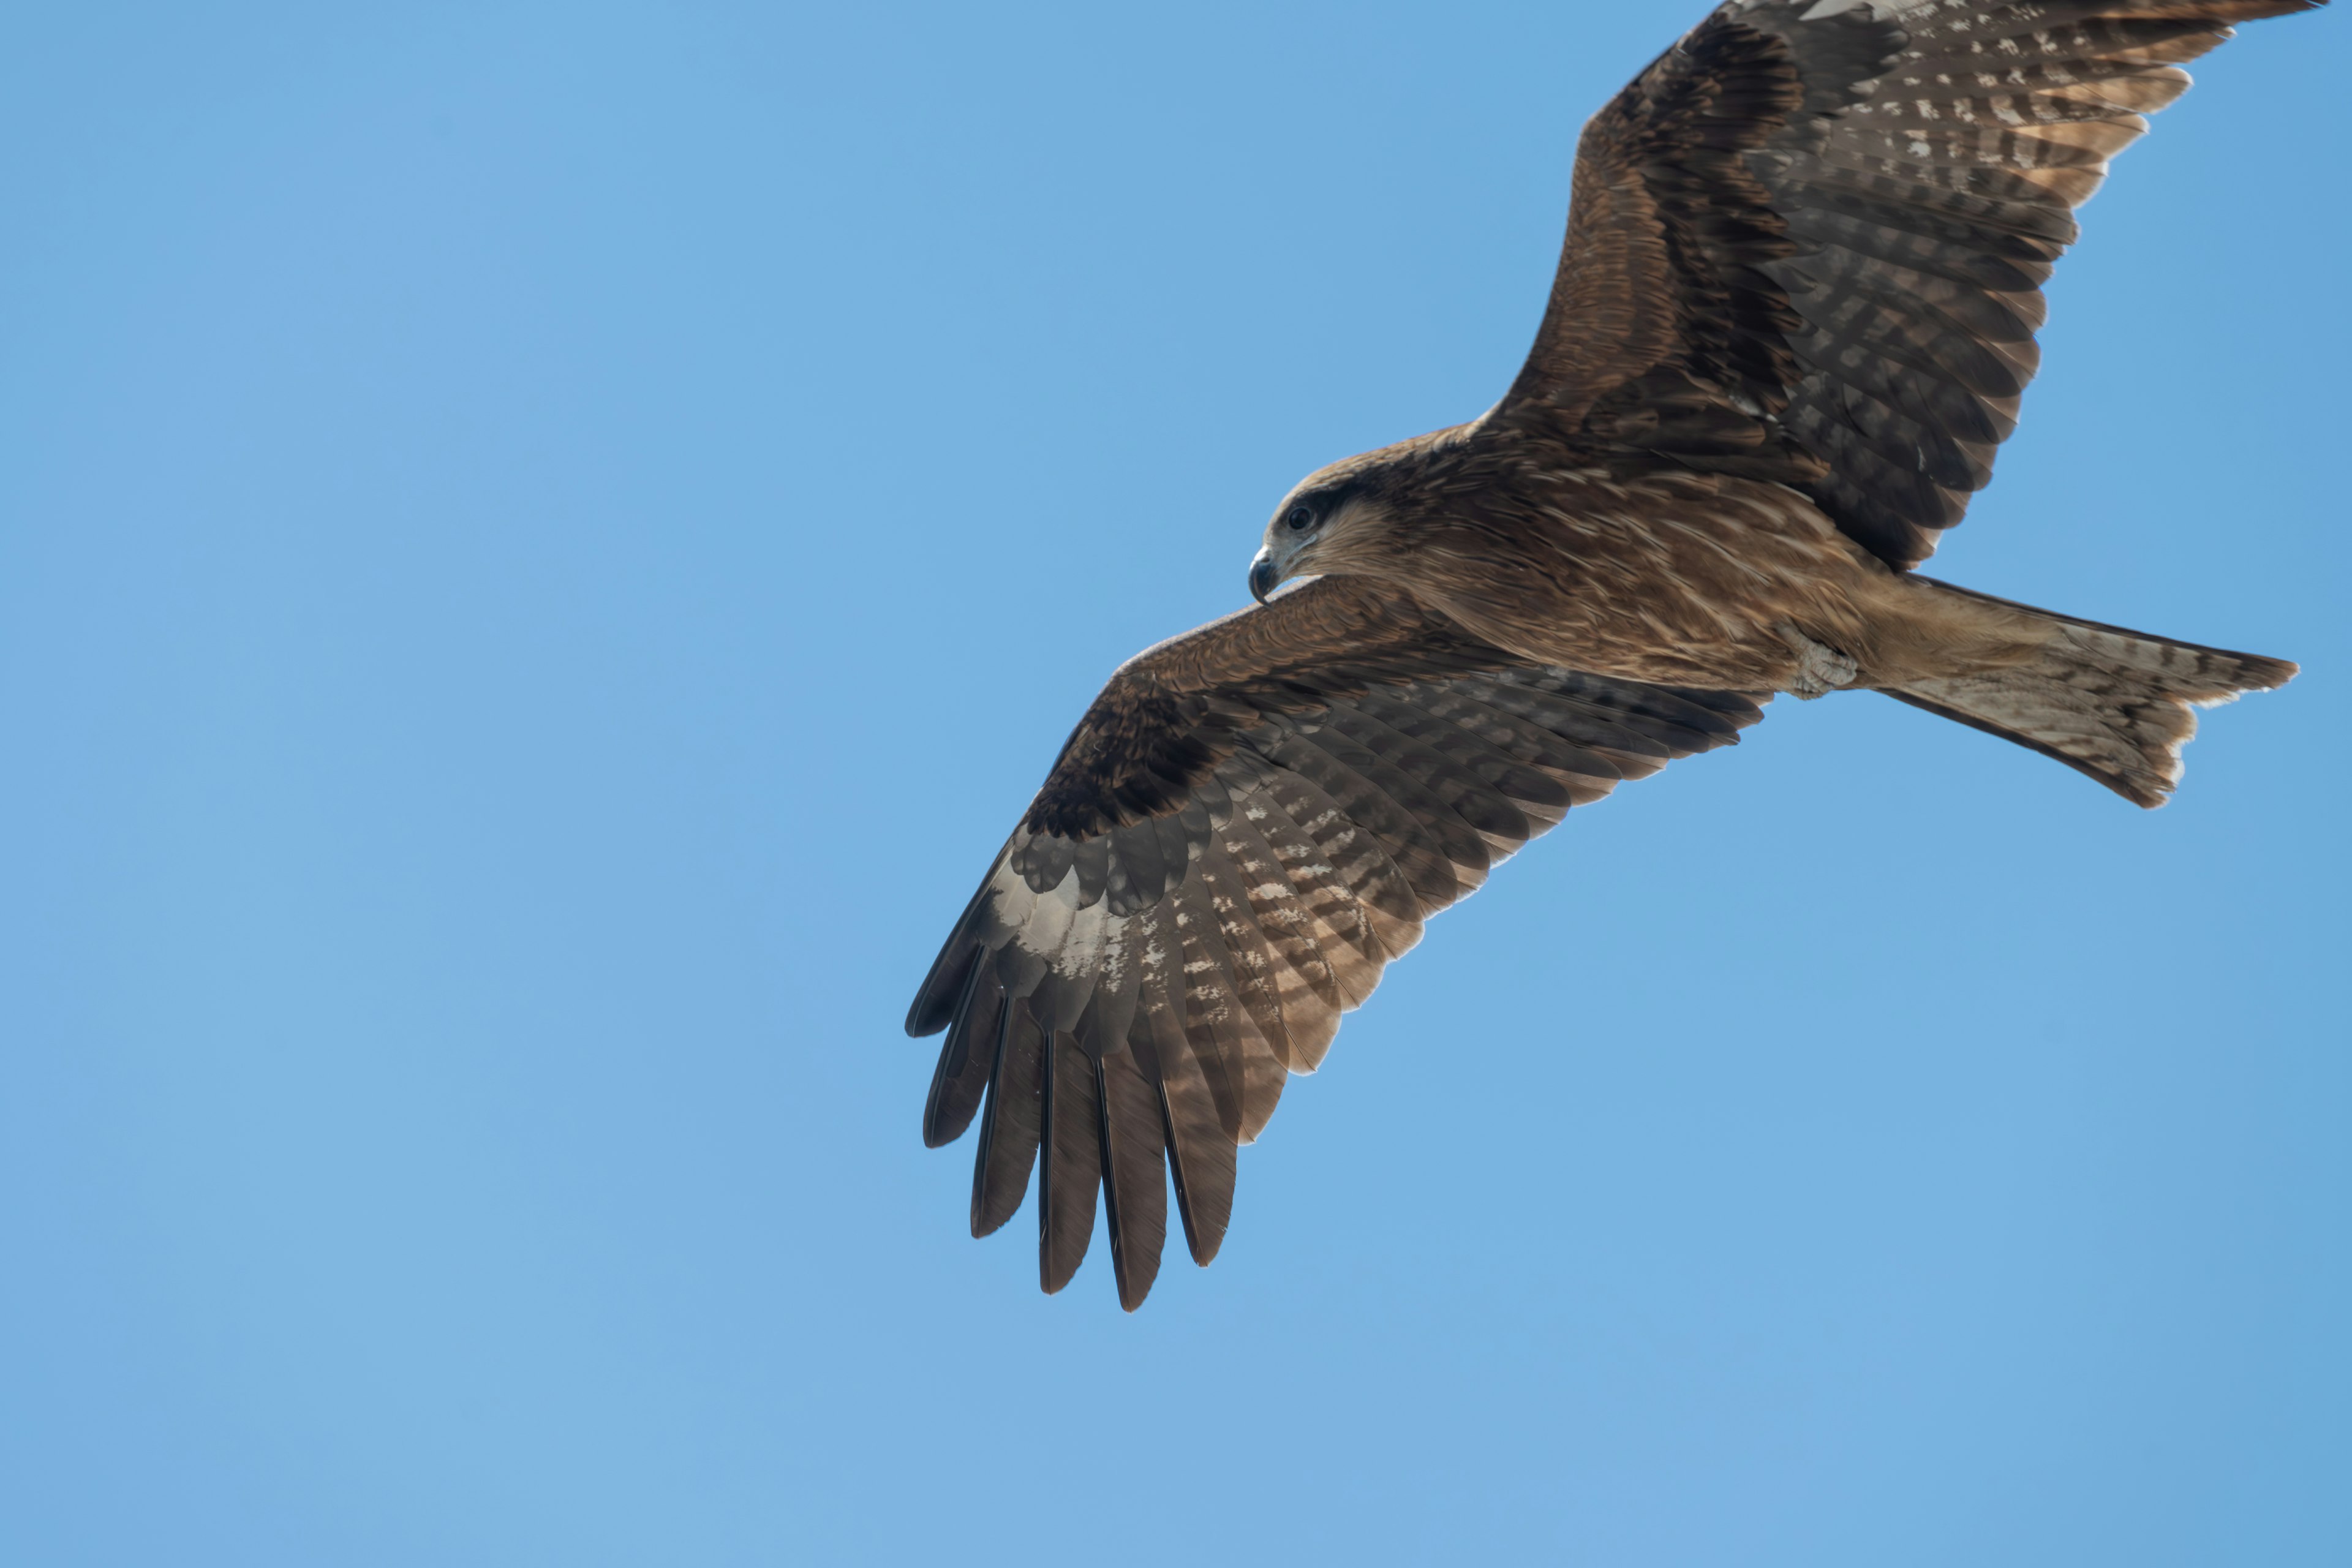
905,0,2318,1309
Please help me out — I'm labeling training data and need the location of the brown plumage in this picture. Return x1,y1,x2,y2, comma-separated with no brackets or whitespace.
907,0,2316,1309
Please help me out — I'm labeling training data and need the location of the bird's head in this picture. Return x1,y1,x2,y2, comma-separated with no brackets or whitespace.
1247,461,1398,605
1248,425,1480,604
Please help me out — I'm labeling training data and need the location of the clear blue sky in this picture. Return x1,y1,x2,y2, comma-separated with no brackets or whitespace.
2,3,2344,1564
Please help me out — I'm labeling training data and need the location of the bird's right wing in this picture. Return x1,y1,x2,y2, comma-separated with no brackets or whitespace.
1499,0,2326,568
904,576,1762,1309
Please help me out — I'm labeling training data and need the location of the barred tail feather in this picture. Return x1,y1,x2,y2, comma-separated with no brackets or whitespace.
1886,584,2296,808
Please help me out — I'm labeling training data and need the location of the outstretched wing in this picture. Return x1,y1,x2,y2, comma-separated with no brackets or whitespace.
1501,0,2325,568
904,577,1761,1308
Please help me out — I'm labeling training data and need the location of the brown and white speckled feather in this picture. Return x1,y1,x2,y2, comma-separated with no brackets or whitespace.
907,577,1760,1307
1502,0,2326,567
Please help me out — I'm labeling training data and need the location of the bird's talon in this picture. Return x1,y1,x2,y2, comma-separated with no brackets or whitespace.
1788,635,1858,700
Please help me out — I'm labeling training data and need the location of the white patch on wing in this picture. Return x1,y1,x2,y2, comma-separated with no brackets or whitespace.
1050,896,1125,986
1014,869,1076,960
993,850,1139,987
986,856,1038,936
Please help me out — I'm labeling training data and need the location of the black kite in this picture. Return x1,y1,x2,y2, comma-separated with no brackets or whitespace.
905,0,2320,1308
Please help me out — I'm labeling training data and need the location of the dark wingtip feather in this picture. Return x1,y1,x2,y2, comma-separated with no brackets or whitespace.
921,960,1001,1148
906,862,1003,1036
1038,1032,1101,1294
1160,1074,1234,1267
905,941,974,1038
1098,1048,1168,1311
970,998,1044,1238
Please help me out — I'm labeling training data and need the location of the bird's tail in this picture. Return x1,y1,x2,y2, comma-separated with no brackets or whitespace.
1882,581,2296,808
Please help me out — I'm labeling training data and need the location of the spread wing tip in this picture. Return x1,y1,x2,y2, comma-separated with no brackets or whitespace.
905,855,1007,1036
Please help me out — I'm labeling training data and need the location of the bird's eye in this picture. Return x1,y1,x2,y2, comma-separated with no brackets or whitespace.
1284,505,1315,532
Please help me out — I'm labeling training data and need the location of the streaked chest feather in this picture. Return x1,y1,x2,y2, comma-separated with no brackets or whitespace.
1396,469,1883,688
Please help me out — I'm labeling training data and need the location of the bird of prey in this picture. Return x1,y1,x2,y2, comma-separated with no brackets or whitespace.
905,0,2317,1309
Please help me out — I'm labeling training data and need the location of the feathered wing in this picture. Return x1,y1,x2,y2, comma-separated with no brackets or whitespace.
904,578,1762,1308
1501,0,2326,568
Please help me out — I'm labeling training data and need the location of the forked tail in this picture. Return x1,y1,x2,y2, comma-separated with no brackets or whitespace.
1884,582,2296,808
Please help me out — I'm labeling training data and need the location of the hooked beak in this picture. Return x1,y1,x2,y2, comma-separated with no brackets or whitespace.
1248,548,1281,606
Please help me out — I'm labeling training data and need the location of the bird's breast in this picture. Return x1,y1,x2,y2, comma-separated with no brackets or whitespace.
1400,470,1885,690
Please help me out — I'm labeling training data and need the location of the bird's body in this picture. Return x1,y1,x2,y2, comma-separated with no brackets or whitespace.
903,0,2323,1309
1269,428,2004,693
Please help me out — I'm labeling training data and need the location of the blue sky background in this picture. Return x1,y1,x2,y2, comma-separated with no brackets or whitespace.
2,3,2344,1563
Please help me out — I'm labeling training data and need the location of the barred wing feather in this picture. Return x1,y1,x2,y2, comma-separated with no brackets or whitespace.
904,578,1760,1308
1504,0,2326,567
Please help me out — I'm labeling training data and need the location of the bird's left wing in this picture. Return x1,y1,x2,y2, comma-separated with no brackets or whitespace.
905,576,1761,1308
